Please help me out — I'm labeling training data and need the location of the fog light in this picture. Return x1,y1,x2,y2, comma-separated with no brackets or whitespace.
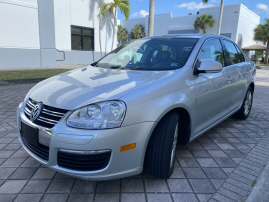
120,143,136,152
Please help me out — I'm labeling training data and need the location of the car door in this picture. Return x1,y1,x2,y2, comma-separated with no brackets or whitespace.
193,38,233,135
221,40,248,111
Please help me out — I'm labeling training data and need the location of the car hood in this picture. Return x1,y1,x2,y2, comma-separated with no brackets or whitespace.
28,66,175,110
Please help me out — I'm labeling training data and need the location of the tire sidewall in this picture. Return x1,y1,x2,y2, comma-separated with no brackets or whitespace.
243,87,253,118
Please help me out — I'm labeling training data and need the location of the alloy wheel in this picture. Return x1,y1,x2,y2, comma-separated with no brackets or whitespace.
244,91,252,115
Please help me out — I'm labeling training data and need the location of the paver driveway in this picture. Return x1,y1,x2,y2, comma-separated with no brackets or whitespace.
0,69,269,202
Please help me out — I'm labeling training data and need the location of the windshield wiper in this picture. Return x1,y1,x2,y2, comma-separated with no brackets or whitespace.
91,62,98,67
110,65,141,70
110,65,121,69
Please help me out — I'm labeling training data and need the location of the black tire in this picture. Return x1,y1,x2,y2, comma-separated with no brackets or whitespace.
144,111,179,179
233,86,253,120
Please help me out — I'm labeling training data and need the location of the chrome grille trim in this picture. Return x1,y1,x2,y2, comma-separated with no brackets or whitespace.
26,102,34,108
38,116,58,124
24,108,31,115
43,108,65,116
23,98,69,129
42,110,63,118
37,118,57,125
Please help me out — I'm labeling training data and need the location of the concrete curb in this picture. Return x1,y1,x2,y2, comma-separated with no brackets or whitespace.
0,77,47,85
209,129,269,202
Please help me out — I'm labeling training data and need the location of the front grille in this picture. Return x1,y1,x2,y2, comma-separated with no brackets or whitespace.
57,150,111,171
22,138,49,161
24,98,69,128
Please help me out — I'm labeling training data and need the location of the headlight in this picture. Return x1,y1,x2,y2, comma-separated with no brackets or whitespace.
67,101,126,129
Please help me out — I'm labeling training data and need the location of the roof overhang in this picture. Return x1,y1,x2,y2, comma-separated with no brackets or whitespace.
242,43,267,51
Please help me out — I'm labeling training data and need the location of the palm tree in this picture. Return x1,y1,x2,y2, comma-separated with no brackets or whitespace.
117,25,128,46
96,0,105,57
102,0,130,51
148,0,208,37
130,24,146,40
194,14,215,34
254,18,269,64
217,0,224,35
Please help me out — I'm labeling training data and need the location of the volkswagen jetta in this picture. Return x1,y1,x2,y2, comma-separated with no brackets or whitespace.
17,34,255,180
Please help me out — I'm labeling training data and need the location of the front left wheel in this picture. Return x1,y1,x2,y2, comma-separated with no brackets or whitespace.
144,111,179,179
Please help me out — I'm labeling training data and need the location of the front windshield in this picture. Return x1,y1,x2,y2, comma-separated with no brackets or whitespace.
95,38,199,71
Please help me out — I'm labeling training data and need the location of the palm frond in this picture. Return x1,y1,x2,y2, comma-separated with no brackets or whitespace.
118,1,130,21
193,14,215,34
101,3,114,16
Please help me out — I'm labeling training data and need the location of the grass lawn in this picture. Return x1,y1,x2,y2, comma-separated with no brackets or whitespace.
0,69,72,80
256,62,269,66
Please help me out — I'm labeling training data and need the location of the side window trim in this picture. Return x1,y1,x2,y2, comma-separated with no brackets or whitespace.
220,39,231,67
218,39,228,67
234,43,246,63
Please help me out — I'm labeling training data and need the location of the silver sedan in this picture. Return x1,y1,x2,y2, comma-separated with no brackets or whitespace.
17,34,255,180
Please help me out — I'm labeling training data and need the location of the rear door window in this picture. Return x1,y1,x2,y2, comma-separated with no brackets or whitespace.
234,45,245,63
222,40,240,65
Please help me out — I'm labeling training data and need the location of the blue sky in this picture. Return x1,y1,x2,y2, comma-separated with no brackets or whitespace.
117,0,269,24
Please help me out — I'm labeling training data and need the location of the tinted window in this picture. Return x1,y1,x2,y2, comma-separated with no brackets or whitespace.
234,45,245,62
96,38,198,71
196,39,225,68
71,26,94,51
222,40,240,65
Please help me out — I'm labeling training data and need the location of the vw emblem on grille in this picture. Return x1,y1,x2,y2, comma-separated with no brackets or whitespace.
30,103,43,122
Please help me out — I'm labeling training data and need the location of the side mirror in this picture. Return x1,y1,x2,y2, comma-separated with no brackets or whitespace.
195,60,222,74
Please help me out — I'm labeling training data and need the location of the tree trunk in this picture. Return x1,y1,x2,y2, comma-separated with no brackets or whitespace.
148,0,155,36
217,0,224,35
99,17,103,57
111,8,117,51
203,27,206,34
265,40,269,64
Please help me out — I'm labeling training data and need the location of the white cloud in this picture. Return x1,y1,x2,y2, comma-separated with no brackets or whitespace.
257,3,269,13
175,2,213,10
210,0,220,3
139,10,149,17
132,12,138,17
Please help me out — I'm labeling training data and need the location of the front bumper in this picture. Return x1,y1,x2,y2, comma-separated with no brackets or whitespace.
17,102,156,181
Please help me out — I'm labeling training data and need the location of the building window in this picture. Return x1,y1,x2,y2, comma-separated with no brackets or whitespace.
71,26,94,51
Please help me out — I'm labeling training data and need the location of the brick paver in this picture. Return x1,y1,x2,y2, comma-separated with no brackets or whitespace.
0,69,269,202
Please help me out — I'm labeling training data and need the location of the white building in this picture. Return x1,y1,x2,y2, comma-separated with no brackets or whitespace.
119,4,260,58
0,0,116,68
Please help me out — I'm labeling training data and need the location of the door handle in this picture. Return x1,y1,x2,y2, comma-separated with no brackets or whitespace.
226,77,233,84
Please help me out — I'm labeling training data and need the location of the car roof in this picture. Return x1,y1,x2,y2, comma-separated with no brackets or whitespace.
141,34,230,40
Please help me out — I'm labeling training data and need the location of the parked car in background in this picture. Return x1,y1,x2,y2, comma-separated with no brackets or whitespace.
17,34,255,180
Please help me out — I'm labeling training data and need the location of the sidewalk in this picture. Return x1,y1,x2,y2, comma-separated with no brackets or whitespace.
0,64,86,71
246,163,269,202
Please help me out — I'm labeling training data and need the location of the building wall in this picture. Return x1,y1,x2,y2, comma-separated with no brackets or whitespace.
0,0,116,68
54,0,116,65
0,0,41,68
169,15,198,34
237,5,260,47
